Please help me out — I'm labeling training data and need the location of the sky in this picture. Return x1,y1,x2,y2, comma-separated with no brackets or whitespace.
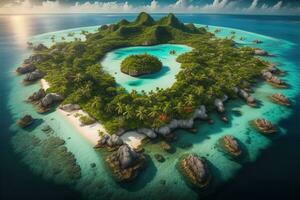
0,0,299,15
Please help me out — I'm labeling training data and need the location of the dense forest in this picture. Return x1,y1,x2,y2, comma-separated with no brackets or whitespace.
31,12,269,133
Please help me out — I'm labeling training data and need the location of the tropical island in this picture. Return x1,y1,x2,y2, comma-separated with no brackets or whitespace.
15,12,290,186
121,54,162,77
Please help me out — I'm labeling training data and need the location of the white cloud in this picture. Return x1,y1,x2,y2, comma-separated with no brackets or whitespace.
0,0,299,15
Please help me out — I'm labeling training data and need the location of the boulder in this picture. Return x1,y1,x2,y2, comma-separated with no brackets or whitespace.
193,105,208,119
17,115,34,128
168,119,179,130
23,54,49,65
180,154,211,189
214,99,225,113
23,70,44,82
154,126,171,136
221,135,242,157
28,89,46,102
177,119,194,129
40,93,63,108
252,118,277,135
254,49,269,56
33,44,48,51
107,134,123,147
137,128,157,139
16,64,36,74
116,144,139,169
59,104,80,112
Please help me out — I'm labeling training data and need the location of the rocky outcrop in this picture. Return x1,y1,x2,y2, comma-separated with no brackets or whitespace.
180,154,211,189
220,135,242,157
17,115,34,128
23,70,44,82
39,93,64,108
107,134,124,147
252,118,277,135
160,141,172,152
261,69,287,88
192,105,208,119
254,49,269,56
270,93,290,106
154,126,171,136
59,104,81,112
137,128,157,139
33,44,48,51
94,134,123,149
106,144,145,182
16,64,36,74
253,39,263,44
24,54,49,65
28,89,46,102
214,99,224,113
236,88,256,107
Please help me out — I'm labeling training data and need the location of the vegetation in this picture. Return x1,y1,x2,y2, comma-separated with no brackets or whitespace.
30,12,269,134
79,115,95,125
121,54,162,76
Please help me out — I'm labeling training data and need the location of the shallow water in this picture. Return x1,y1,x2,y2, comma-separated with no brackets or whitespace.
1,14,300,200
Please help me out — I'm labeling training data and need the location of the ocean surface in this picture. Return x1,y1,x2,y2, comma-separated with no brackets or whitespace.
1,14,300,200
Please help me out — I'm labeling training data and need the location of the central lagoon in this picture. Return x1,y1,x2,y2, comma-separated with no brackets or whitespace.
101,44,192,92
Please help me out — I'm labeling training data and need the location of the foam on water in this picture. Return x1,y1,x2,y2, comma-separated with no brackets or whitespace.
10,23,299,200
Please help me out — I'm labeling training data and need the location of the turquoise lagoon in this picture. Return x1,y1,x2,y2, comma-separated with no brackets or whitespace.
101,44,192,92
9,22,299,200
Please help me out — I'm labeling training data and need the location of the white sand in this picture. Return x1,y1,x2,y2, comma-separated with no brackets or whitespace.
40,79,50,90
57,109,103,145
40,78,145,148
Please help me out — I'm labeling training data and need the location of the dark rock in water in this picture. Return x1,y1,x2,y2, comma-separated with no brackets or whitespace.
254,49,269,56
154,154,165,162
16,64,36,74
252,118,277,135
220,135,242,157
23,70,44,82
90,163,96,168
179,154,211,189
39,93,64,109
160,141,172,152
16,115,34,128
106,144,145,182
107,134,124,147
28,88,46,102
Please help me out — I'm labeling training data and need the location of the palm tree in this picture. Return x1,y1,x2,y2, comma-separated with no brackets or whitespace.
185,94,195,106
148,105,159,118
116,102,124,114
175,102,183,113
123,105,134,119
136,106,147,120
91,97,101,109
162,102,172,115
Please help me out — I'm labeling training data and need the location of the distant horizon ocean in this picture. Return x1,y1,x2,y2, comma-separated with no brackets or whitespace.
1,13,300,200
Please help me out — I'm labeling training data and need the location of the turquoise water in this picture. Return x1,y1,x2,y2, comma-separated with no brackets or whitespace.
2,15,299,200
101,44,192,92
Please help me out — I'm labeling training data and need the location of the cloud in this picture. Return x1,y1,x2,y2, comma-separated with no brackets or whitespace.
0,0,299,15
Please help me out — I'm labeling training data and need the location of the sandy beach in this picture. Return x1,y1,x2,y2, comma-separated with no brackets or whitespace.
40,79,145,148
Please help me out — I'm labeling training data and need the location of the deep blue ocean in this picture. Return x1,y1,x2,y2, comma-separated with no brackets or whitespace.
1,14,300,200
